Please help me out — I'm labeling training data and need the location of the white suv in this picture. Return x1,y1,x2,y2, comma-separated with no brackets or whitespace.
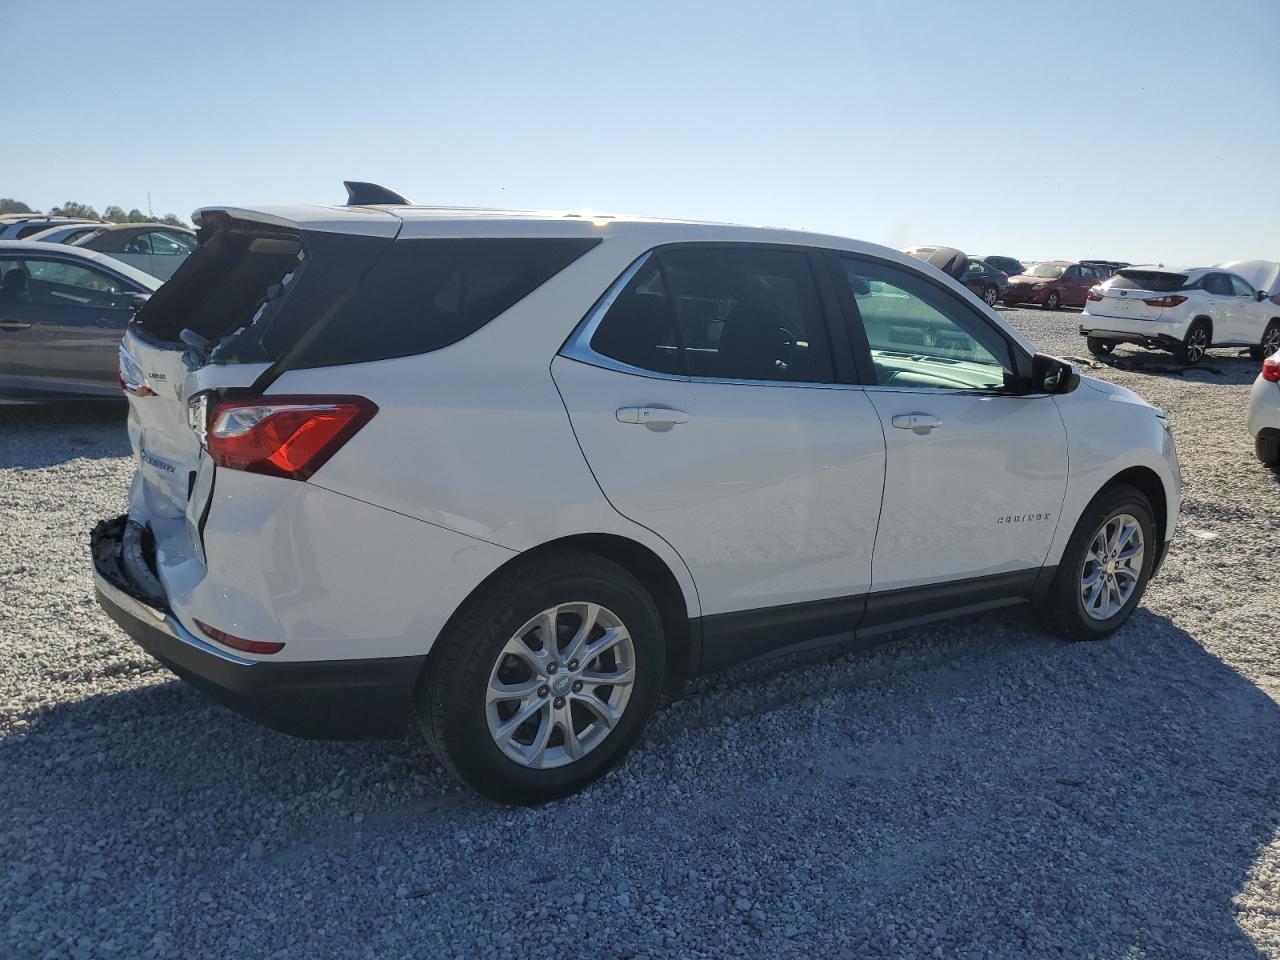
1081,265,1280,365
92,186,1181,803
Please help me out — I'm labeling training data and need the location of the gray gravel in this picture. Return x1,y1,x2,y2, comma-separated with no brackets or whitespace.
2,309,1279,960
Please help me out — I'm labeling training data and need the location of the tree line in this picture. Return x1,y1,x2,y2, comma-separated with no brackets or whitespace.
0,197,187,227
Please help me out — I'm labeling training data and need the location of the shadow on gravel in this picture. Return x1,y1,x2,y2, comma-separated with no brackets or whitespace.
4,609,1278,957
0,398,129,467
1084,349,1263,385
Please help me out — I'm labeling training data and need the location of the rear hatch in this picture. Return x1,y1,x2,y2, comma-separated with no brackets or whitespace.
117,208,398,567
1088,268,1189,321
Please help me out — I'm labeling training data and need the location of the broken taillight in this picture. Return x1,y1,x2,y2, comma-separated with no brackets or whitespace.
205,395,377,481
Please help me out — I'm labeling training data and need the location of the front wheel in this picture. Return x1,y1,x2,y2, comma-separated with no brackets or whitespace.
1258,434,1280,467
1034,485,1157,641
1044,291,1061,310
1086,336,1115,357
416,549,665,804
1249,320,1280,361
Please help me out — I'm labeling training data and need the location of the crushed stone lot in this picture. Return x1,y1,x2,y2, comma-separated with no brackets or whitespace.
2,307,1279,960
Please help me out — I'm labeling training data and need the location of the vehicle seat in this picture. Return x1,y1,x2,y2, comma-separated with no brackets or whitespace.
716,304,785,380
0,268,31,304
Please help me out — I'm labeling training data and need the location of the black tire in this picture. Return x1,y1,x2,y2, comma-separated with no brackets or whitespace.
1249,320,1280,361
1086,336,1115,357
1258,434,1280,467
982,285,1000,307
416,548,665,804
1044,291,1061,310
1034,484,1157,642
1175,320,1210,365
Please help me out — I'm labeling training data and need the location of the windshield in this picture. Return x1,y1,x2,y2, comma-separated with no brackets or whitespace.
1029,263,1064,279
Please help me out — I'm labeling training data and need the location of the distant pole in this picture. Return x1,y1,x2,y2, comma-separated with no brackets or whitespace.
147,191,153,217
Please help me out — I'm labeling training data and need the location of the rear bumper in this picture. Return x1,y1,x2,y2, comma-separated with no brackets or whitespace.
91,516,425,740
1078,324,1183,352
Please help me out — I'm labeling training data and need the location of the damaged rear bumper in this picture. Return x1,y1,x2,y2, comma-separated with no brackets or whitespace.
90,515,425,740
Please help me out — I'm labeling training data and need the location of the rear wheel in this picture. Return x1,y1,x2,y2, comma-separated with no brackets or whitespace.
1175,320,1210,365
416,549,664,804
1249,320,1280,360
1044,291,1061,310
982,285,999,306
1035,485,1157,641
1086,337,1115,357
1258,434,1280,467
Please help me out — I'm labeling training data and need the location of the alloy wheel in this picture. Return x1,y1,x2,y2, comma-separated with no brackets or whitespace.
485,602,636,769
1263,325,1280,358
1185,326,1208,363
1046,292,1060,309
1079,513,1144,621
983,286,999,306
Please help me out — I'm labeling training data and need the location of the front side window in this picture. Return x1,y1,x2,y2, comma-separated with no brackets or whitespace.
590,247,834,384
1228,274,1256,297
839,257,1013,392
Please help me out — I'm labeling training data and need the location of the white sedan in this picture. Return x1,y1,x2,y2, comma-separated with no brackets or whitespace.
1249,350,1280,466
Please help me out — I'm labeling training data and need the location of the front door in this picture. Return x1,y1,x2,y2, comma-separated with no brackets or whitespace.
832,254,1068,594
552,246,887,636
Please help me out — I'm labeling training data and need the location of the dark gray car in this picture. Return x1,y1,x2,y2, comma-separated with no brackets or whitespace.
0,240,159,397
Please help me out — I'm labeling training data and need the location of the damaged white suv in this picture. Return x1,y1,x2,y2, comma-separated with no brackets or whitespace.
93,183,1181,803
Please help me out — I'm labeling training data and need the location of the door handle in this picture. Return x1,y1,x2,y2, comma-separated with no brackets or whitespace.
0,320,32,331
891,413,942,434
616,406,690,427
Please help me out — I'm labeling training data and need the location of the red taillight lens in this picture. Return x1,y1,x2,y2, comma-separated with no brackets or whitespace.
1086,287,1104,302
205,395,377,480
194,619,285,655
1142,295,1187,308
1263,356,1280,383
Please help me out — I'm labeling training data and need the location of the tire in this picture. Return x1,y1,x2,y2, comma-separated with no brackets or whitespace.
1258,434,1280,467
1044,291,1061,310
1175,320,1210,365
1034,484,1157,642
1249,320,1280,361
982,285,999,307
1086,337,1115,357
416,548,665,804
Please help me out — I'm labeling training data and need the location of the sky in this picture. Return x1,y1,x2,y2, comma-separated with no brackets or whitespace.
5,0,1278,265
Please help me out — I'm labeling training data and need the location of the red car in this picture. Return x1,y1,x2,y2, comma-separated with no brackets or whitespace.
1001,261,1108,309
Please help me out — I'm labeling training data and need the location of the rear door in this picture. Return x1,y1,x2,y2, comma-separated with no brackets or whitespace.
553,245,886,653
0,256,137,393
1226,273,1263,345
832,253,1067,598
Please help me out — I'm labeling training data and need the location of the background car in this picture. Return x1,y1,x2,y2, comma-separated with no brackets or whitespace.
1002,261,1107,309
22,222,105,245
0,215,104,241
958,257,1008,306
0,240,159,396
984,255,1025,277
1080,266,1280,364
71,223,197,280
1249,349,1280,466
1081,260,1131,278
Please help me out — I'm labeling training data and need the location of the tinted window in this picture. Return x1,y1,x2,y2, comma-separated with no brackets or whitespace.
1228,274,1256,297
1203,273,1233,296
297,238,599,368
591,247,834,384
840,257,1013,392
1113,269,1188,292
0,258,132,308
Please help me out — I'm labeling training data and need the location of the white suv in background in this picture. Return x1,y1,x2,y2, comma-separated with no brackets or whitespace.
1081,265,1280,365
92,185,1181,803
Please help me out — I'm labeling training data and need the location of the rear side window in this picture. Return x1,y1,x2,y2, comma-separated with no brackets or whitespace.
297,238,599,368
1112,269,1188,292
590,246,834,384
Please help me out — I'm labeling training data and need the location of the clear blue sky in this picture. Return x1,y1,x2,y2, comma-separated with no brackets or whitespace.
6,0,1278,264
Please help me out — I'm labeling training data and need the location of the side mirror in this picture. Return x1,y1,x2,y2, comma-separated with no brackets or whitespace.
1258,290,1268,302
125,291,151,309
1030,353,1079,395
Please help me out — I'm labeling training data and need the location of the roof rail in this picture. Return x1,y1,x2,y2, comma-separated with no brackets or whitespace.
343,181,413,206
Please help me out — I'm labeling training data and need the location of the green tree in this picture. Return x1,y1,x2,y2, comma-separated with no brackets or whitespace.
0,198,37,214
49,201,100,219
102,205,128,223
160,213,186,227
125,208,148,223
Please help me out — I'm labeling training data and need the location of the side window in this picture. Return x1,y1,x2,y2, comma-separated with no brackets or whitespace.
839,257,1014,392
1064,265,1081,280
122,233,154,254
1205,274,1232,296
153,231,195,255
590,247,835,384
965,259,984,275
10,259,132,308
1228,274,1256,297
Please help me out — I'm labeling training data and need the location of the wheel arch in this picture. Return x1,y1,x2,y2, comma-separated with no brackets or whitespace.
1189,315,1213,339
427,533,699,696
1096,466,1168,548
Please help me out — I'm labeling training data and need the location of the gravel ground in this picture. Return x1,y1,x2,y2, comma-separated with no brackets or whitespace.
2,308,1279,960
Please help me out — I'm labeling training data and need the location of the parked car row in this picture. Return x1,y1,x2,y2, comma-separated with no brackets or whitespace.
0,214,196,281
